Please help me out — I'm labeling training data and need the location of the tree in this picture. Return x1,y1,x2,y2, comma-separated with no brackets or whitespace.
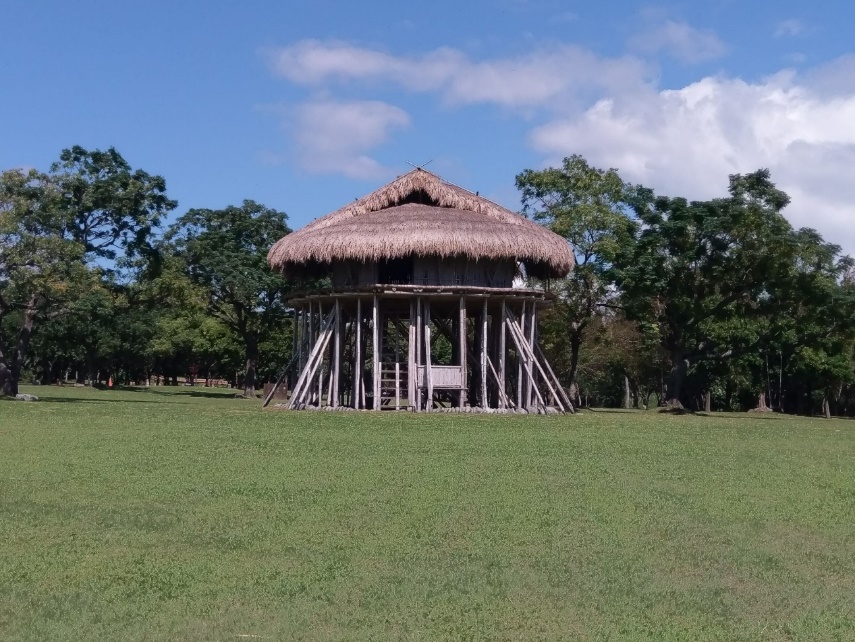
516,155,632,396
0,169,88,395
166,201,292,397
1,146,176,396
51,146,176,263
613,170,796,408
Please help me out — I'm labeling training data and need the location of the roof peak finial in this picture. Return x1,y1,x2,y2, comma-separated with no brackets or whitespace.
405,159,434,171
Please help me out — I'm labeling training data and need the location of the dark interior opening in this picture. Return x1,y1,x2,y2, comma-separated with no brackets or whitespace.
394,189,440,207
378,256,414,285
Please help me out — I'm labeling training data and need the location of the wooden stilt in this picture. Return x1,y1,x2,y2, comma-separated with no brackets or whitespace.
424,300,433,411
354,298,362,409
459,296,467,409
499,298,506,409
505,308,565,413
481,298,488,409
333,299,341,407
518,300,525,409
536,343,574,413
372,295,380,410
407,301,418,408
486,355,511,409
526,302,535,410
415,296,422,411
316,303,324,405
290,307,336,408
504,313,545,411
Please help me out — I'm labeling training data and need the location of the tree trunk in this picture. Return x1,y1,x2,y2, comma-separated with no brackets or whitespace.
623,375,631,409
704,391,711,413
0,301,38,397
823,396,831,419
753,391,771,412
568,333,582,391
244,339,258,398
664,350,688,408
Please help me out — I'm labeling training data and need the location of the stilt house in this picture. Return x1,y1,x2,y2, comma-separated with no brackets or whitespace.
267,168,575,412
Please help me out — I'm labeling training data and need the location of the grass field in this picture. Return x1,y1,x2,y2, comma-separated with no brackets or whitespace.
1,386,853,641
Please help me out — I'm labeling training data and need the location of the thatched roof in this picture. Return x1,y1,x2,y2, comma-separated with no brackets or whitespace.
267,168,573,278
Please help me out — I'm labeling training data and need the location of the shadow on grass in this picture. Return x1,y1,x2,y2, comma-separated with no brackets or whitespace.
34,396,180,404
140,388,246,400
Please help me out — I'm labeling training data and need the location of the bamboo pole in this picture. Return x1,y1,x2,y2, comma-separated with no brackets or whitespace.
353,298,362,409
290,307,336,408
408,299,415,409
526,303,535,409
424,300,433,412
481,298,488,409
373,295,380,410
486,355,511,409
333,299,341,407
504,314,545,411
536,342,574,413
499,298,506,409
517,300,525,409
415,296,422,411
506,309,564,413
459,296,467,409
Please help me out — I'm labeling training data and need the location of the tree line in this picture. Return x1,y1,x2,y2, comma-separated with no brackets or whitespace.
3,147,853,415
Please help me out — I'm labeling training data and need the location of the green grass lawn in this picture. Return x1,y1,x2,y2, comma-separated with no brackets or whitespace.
1,386,853,641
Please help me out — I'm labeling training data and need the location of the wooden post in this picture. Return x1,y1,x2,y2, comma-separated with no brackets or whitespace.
424,300,433,412
353,298,362,409
291,307,298,391
407,300,418,408
373,295,380,410
481,298,488,409
316,303,324,405
415,296,422,411
526,302,535,410
459,296,467,409
333,299,341,407
499,298,506,409
518,300,525,409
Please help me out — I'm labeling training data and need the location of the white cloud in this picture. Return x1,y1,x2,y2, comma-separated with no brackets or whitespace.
269,40,650,108
530,69,855,251
775,19,805,37
293,100,410,180
628,20,728,64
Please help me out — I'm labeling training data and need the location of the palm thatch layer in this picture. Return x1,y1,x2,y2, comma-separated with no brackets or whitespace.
268,168,573,278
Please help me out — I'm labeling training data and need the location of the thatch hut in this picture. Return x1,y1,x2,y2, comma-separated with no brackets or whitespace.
267,168,574,413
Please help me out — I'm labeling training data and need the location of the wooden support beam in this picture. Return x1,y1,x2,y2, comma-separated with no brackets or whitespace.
486,355,511,409
373,295,380,410
291,308,298,390
290,307,336,408
481,298,488,409
459,296,467,409
504,313,545,411
415,296,422,411
517,300,525,409
353,298,362,409
536,342,574,413
316,303,324,405
333,299,341,407
407,301,418,408
499,298,506,409
505,308,565,413
526,303,535,410
424,300,433,412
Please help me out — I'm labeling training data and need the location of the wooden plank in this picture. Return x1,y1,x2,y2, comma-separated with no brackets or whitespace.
395,362,401,410
316,303,324,405
424,300,433,411
499,298,506,409
481,298,488,409
459,296,466,409
353,298,362,409
372,295,380,410
333,299,341,407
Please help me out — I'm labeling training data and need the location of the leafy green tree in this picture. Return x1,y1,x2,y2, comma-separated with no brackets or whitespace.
0,169,88,395
516,155,632,395
613,170,796,408
166,201,292,397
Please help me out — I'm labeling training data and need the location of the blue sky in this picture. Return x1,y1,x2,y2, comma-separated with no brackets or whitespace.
2,0,854,249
